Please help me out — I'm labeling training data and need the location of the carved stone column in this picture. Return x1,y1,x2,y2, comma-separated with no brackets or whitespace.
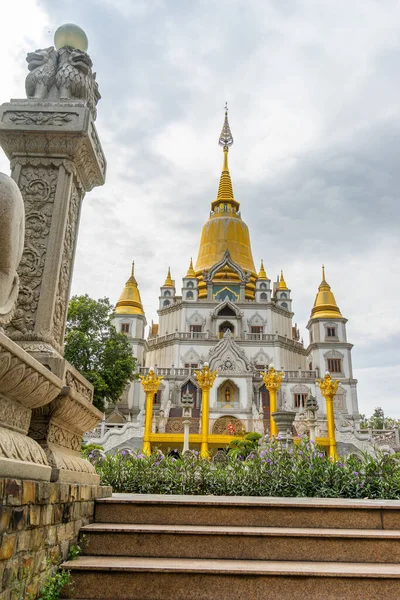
0,100,105,364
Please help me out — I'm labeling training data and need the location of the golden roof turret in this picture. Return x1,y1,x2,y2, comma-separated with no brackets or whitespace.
115,262,144,316
185,258,196,278
163,267,174,288
310,265,342,320
278,270,289,291
258,260,268,280
195,107,256,298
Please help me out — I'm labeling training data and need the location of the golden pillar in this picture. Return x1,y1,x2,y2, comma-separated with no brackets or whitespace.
195,362,218,458
139,369,163,455
261,365,284,438
317,371,339,460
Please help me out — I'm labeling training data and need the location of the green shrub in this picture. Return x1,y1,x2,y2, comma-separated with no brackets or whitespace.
88,441,400,499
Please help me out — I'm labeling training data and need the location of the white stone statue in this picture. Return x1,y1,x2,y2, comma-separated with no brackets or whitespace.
0,173,25,324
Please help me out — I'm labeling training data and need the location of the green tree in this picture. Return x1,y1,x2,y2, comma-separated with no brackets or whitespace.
360,406,400,430
64,295,136,411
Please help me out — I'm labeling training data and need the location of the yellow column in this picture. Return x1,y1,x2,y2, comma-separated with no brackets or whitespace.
139,369,163,455
195,362,218,458
261,365,284,439
317,371,339,460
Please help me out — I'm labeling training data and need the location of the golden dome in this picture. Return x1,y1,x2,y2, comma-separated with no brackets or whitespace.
115,262,144,316
258,260,267,280
278,270,289,291
310,266,342,320
163,267,174,287
195,110,256,298
185,258,196,278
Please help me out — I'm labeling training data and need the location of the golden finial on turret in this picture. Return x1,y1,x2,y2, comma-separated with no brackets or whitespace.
310,265,342,320
278,270,289,291
115,260,144,315
185,258,196,278
163,267,174,288
258,259,267,280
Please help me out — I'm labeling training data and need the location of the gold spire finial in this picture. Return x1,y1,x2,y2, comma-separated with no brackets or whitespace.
185,258,196,278
278,270,289,290
258,260,267,280
115,261,144,316
310,266,342,320
219,104,234,149
163,267,174,288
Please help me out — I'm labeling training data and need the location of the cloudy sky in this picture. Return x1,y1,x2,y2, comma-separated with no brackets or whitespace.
1,0,399,417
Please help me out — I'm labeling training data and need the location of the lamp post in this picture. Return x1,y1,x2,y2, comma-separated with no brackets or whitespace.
181,387,194,453
195,362,217,458
139,369,163,455
261,364,284,438
317,371,339,459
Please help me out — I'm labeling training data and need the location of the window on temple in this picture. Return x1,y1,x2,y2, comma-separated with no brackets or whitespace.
121,323,130,334
281,302,288,309
184,363,198,368
217,305,236,317
260,283,267,290
163,300,170,307
153,391,161,405
219,321,234,337
250,326,263,334
164,290,171,297
187,281,194,288
190,325,202,336
327,358,342,373
294,393,308,408
280,292,287,298
186,291,194,299
327,327,337,337
260,292,267,300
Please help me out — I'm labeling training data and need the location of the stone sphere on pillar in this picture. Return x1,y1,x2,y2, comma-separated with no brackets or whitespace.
54,23,89,52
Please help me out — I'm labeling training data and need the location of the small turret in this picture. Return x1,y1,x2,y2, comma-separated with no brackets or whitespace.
182,258,198,302
160,267,176,309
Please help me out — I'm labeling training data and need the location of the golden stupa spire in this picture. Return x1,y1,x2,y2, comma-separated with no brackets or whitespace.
185,258,196,278
163,267,174,287
310,265,342,320
278,270,289,290
115,261,144,315
258,259,267,280
211,104,239,211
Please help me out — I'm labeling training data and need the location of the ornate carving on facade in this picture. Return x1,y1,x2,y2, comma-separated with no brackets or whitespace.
247,312,267,328
0,426,48,464
212,416,244,435
207,249,247,283
0,397,31,434
250,349,271,369
3,111,79,126
25,46,100,120
208,330,250,374
210,299,244,320
0,343,62,409
180,347,202,367
47,422,81,452
65,369,93,402
53,183,81,345
186,311,206,327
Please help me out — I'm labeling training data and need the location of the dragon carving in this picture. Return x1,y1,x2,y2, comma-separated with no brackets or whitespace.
24,45,101,119
25,47,58,99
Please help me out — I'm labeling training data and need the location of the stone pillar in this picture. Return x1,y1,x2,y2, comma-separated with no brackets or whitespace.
0,100,105,366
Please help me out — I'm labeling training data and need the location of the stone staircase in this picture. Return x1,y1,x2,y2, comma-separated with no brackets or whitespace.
61,494,400,600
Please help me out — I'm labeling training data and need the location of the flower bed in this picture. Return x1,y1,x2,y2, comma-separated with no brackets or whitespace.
88,440,400,499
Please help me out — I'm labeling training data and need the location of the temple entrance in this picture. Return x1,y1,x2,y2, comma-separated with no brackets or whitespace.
218,321,234,338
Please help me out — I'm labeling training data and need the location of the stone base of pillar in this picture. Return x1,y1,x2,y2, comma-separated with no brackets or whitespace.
0,332,102,484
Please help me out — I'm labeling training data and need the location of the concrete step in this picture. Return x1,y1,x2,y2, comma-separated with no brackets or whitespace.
95,494,400,530
80,522,400,563
61,556,400,600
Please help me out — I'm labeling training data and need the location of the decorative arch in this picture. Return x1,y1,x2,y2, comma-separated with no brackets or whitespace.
247,312,267,328
291,384,311,410
252,349,271,369
186,291,194,299
186,311,206,327
281,302,288,309
163,300,170,307
180,347,202,366
216,379,239,407
324,349,344,359
187,281,194,288
164,290,171,297
260,292,267,300
260,282,267,290
210,299,243,320
212,415,245,436
207,249,248,283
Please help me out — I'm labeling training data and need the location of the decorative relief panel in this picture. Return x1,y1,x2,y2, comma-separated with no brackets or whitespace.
2,110,79,126
0,426,48,465
7,161,58,339
0,396,31,434
47,422,81,452
65,369,93,402
53,182,82,346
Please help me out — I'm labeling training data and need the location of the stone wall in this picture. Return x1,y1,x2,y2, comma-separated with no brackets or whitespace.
0,478,111,599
